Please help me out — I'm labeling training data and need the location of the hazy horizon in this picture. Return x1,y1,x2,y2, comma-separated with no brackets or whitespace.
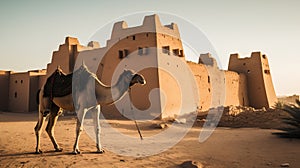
0,0,299,96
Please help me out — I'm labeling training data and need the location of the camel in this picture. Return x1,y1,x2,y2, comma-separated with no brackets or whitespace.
34,64,146,154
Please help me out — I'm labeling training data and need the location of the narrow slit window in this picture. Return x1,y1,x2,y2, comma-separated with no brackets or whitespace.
119,50,124,59
132,35,136,40
179,50,184,57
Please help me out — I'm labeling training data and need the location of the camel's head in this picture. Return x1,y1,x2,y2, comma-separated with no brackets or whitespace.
130,73,146,86
123,70,146,87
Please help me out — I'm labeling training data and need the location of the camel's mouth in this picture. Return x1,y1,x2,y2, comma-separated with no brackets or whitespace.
130,74,146,86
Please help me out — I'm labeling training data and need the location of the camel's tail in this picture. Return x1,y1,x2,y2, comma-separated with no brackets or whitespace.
36,89,41,105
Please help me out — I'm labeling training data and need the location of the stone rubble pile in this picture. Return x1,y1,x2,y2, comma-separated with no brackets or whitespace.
198,106,290,129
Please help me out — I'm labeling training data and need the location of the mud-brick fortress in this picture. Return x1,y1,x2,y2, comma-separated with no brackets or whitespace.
0,14,277,119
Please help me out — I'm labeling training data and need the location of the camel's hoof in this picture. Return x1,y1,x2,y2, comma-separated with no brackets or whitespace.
96,149,105,154
35,149,43,154
55,148,63,152
73,149,81,155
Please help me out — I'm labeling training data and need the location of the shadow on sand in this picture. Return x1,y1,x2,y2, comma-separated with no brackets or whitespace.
0,150,105,159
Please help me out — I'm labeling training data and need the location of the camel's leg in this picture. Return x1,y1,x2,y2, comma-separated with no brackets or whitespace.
34,92,49,154
45,106,63,152
92,105,104,153
73,108,87,154
34,111,46,154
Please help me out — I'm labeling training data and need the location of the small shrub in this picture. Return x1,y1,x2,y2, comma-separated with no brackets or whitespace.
273,101,284,110
273,99,300,138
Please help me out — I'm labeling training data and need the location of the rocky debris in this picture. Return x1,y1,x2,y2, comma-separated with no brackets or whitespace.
151,122,169,129
197,106,290,129
280,163,290,167
175,118,187,124
180,160,203,168
159,123,168,129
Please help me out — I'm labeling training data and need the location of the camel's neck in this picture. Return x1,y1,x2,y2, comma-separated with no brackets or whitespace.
95,76,130,105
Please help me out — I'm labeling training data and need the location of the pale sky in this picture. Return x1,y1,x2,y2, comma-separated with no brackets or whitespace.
0,0,299,96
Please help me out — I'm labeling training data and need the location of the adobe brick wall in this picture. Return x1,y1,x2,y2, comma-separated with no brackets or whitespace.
0,71,10,111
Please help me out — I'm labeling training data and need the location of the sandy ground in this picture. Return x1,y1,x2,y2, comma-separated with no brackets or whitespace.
0,111,300,168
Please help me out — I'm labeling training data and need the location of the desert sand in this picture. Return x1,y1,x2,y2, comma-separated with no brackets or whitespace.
0,111,300,168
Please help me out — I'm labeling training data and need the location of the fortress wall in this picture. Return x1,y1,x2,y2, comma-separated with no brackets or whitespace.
260,54,277,107
38,72,47,88
224,71,249,106
99,32,158,85
0,71,10,111
157,54,184,119
157,67,181,118
238,73,249,106
68,43,97,72
187,62,211,111
224,71,240,106
188,61,249,111
156,33,184,59
29,76,39,111
9,72,30,112
47,37,94,78
157,53,200,119
0,70,45,112
74,47,108,75
28,71,46,111
47,44,71,75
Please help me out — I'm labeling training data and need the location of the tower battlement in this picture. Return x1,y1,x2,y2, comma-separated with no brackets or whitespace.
108,14,181,47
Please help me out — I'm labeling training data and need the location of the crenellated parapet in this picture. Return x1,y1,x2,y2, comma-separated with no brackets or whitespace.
108,14,181,48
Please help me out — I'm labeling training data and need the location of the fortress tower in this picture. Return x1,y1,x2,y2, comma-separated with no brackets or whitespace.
228,52,277,108
46,37,100,81
95,14,186,119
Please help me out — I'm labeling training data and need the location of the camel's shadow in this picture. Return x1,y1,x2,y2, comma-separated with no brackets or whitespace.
0,150,102,159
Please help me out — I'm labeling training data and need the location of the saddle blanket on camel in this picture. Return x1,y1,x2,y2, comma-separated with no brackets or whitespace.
43,68,73,98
